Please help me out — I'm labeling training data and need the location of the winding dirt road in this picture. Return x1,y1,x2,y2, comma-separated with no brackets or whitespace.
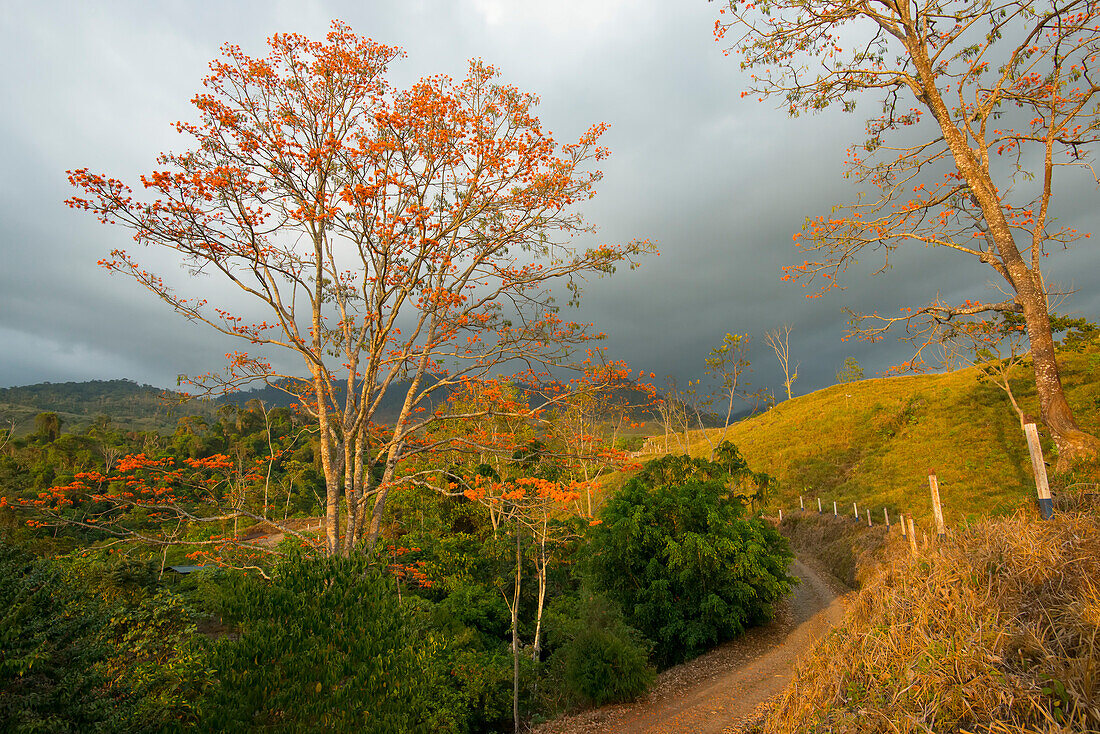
533,557,848,734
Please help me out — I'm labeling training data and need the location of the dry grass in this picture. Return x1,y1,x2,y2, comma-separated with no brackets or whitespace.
759,507,1100,733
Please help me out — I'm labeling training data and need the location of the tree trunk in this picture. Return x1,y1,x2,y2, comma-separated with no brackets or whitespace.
912,48,1100,473
1020,295,1100,470
512,530,522,733
312,369,341,556
532,530,547,662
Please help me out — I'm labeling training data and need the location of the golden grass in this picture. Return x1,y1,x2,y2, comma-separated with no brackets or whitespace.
659,346,1100,526
761,506,1100,733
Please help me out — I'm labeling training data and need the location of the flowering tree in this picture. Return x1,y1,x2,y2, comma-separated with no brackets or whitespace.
539,356,656,514
22,452,306,576
406,363,649,732
459,472,586,733
67,22,652,555
717,0,1100,468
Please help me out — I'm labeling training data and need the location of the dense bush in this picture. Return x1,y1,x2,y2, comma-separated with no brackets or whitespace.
199,553,447,732
544,591,654,707
0,542,206,733
589,448,794,668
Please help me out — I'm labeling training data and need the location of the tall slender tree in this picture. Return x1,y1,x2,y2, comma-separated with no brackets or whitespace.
764,324,799,400
718,0,1100,468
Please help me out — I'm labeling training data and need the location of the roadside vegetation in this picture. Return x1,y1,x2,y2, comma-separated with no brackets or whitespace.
0,402,789,732
760,498,1100,733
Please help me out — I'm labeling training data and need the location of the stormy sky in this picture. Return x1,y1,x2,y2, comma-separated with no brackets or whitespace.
1,0,1097,401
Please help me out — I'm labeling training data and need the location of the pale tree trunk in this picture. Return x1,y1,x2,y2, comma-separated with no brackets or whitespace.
694,407,717,461
364,334,434,551
531,520,548,662
512,530,522,733
313,369,341,557
351,437,370,549
343,432,366,556
366,439,401,551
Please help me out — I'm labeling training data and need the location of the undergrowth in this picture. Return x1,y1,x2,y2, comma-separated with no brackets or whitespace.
760,503,1100,733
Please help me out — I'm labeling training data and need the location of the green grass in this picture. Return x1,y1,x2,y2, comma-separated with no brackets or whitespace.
650,344,1100,528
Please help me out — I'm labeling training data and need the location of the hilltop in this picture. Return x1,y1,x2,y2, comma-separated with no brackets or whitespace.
647,344,1100,525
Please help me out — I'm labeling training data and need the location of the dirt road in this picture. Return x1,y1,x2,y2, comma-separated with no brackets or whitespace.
532,557,847,734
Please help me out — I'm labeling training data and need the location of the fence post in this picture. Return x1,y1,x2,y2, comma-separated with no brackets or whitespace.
853,501,859,519
867,508,872,527
800,495,804,511
818,497,822,513
900,513,907,538
884,507,890,528
778,509,782,522
907,516,918,555
833,501,838,516
1023,422,1054,520
928,471,946,539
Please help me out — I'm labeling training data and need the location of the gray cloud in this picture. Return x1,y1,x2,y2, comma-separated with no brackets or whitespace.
1,0,1096,404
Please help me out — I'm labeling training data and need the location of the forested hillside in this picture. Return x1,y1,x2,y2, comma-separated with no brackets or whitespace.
0,380,216,435
0,378,662,439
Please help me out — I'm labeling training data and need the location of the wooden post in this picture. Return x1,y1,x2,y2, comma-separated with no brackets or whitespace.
1023,422,1054,520
817,497,822,513
778,509,783,522
867,508,872,527
799,495,804,510
899,513,907,538
884,507,890,528
853,501,859,519
928,471,946,539
833,501,837,516
907,516,918,555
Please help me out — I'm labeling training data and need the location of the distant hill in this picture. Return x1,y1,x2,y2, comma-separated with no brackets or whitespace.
218,378,432,424
0,374,665,437
651,343,1100,525
0,379,217,435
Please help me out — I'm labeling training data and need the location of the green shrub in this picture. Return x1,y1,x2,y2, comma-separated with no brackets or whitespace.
199,553,446,732
589,448,794,668
0,543,118,732
547,592,654,707
0,542,205,733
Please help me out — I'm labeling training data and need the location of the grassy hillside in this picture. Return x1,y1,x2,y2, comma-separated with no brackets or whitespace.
649,344,1100,526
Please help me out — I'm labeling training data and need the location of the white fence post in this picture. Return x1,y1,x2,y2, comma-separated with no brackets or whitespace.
1023,422,1054,519
928,471,946,539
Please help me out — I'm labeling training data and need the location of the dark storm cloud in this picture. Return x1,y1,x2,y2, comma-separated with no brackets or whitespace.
1,0,1096,400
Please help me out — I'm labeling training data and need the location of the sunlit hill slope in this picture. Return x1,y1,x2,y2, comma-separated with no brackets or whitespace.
649,344,1100,525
